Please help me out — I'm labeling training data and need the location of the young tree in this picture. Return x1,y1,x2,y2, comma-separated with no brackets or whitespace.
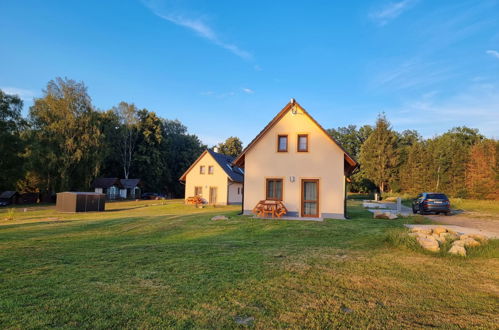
359,114,399,192
28,77,102,193
0,89,27,190
217,136,243,157
113,102,139,179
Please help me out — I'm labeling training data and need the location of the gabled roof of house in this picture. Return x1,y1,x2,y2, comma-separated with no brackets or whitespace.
232,99,359,175
120,179,141,189
206,149,244,183
179,149,244,183
92,178,123,189
0,191,18,199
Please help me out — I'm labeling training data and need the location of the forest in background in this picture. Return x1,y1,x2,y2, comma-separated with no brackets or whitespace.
1,77,497,200
328,117,498,199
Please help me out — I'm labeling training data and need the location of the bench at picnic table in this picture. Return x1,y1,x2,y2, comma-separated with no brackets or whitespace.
252,200,288,218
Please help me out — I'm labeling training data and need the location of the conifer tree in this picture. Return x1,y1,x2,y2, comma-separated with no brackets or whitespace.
359,114,398,192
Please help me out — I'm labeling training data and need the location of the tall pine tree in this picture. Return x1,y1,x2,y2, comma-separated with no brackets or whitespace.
359,114,398,192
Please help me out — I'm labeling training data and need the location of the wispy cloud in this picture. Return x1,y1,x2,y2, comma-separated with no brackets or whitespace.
486,50,499,59
0,86,37,100
200,90,236,99
372,58,456,91
370,0,418,26
242,88,254,94
389,82,499,138
142,0,252,60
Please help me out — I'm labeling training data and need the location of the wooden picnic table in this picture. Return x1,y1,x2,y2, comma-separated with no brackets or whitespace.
252,200,288,218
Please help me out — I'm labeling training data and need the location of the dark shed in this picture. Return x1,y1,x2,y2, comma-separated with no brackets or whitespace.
0,191,20,204
56,192,106,212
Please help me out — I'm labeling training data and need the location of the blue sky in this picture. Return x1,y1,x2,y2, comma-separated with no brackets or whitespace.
1,0,498,145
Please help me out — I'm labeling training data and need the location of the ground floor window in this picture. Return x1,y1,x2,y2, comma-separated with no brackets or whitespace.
194,186,202,196
266,179,283,200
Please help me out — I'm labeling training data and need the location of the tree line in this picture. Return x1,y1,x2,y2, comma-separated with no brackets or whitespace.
2,78,496,200
328,115,498,199
0,77,242,199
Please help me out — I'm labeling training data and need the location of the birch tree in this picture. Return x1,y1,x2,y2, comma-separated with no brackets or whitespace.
113,102,139,179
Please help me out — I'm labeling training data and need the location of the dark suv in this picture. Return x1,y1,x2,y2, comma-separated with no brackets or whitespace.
412,193,451,215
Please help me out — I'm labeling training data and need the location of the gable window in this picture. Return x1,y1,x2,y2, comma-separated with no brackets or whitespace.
266,178,283,201
297,134,308,152
277,135,288,152
194,186,202,196
208,166,214,174
200,166,205,174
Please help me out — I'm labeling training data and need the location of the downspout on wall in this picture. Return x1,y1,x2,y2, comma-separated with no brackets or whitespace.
344,176,348,219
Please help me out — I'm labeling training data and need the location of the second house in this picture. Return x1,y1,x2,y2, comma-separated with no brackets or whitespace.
180,149,244,205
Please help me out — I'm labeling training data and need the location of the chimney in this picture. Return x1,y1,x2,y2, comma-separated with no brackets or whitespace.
213,146,219,153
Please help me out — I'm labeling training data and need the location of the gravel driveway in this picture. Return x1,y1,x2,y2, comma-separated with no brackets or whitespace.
401,204,499,238
424,213,499,238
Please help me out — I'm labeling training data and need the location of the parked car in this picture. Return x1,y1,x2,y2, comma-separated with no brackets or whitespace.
412,192,451,215
0,200,10,207
141,193,166,200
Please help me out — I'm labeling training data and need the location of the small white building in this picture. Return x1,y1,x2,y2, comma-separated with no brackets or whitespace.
92,178,141,200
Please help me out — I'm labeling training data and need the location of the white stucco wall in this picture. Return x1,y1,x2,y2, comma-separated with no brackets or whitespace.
227,182,243,204
243,105,345,218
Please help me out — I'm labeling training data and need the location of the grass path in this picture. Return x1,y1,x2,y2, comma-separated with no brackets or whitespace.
0,201,498,328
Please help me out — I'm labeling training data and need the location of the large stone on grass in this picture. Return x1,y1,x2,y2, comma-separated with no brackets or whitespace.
417,236,440,252
469,234,488,242
440,232,456,241
211,215,228,221
432,226,447,235
432,233,446,244
373,211,398,220
448,245,466,256
410,227,432,235
461,237,480,247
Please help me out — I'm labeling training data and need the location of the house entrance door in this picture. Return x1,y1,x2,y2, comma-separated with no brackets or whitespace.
209,187,218,205
301,179,319,217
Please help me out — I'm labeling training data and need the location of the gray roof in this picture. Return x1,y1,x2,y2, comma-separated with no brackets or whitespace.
207,149,244,183
0,191,18,199
92,178,122,189
120,179,140,189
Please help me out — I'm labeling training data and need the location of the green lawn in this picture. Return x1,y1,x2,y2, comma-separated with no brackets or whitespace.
0,200,498,328
450,198,499,216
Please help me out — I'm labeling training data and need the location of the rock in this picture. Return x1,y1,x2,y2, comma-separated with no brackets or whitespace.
443,232,459,241
452,240,465,247
373,211,390,219
234,316,254,326
432,226,447,235
411,227,432,235
432,233,445,244
417,236,440,252
448,245,466,256
469,234,488,242
459,234,469,240
387,213,398,220
461,237,480,247
341,306,353,313
211,215,228,221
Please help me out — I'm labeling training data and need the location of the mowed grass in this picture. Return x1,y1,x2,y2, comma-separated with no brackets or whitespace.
0,200,498,328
